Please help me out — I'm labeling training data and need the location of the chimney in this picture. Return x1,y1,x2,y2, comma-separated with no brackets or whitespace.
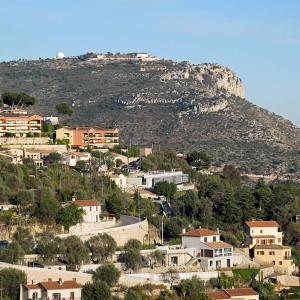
182,228,186,234
59,278,63,285
48,278,52,282
217,228,219,234
199,226,201,229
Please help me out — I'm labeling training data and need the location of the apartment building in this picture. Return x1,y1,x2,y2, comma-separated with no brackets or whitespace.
181,228,234,270
0,111,42,137
56,126,119,149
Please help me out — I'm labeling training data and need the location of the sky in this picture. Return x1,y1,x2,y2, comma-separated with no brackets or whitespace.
1,0,300,126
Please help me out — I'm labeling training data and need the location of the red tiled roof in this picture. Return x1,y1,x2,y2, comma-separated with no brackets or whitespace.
180,228,218,237
205,241,232,249
207,291,230,300
24,284,39,290
73,199,102,206
38,280,81,290
245,221,280,228
224,288,259,297
207,288,259,300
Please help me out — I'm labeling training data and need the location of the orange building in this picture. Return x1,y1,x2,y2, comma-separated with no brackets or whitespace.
55,126,119,149
0,112,42,137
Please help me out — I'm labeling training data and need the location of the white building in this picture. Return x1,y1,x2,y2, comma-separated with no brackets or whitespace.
21,278,81,300
127,170,189,191
244,220,282,248
43,116,59,125
109,173,127,191
181,228,233,270
73,199,102,223
64,151,91,167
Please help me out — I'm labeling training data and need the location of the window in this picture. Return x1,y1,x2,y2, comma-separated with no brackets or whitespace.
204,237,207,242
279,261,282,265
209,261,213,266
213,236,216,242
252,230,254,233
278,238,282,243
90,207,92,211
52,293,61,300
257,251,265,255
260,230,263,234
214,248,223,257
171,256,178,265
269,251,275,255
224,247,232,257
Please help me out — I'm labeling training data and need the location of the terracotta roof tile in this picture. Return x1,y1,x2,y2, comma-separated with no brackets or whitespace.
38,280,81,290
180,228,218,237
245,221,280,228
224,288,259,297
24,284,39,289
207,291,230,300
73,199,102,206
205,241,232,249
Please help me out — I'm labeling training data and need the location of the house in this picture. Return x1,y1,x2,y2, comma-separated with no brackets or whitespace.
20,278,81,300
181,228,234,270
0,111,42,137
43,116,59,125
127,170,189,191
109,173,127,191
63,151,91,167
207,288,259,300
72,198,102,223
253,244,294,275
244,220,282,248
55,126,119,149
244,220,295,275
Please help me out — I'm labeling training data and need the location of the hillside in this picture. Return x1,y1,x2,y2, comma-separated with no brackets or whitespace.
0,53,299,174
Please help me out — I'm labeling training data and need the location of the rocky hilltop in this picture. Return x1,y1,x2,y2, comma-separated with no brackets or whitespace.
0,53,299,174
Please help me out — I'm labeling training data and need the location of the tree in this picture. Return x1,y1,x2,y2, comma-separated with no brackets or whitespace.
55,102,73,116
0,210,14,236
86,233,117,263
165,268,179,287
35,231,61,262
149,250,163,267
223,164,241,186
12,227,34,254
1,92,36,108
123,239,143,271
187,150,212,169
176,276,206,299
105,192,125,220
93,264,120,287
0,268,27,300
82,281,112,300
59,202,84,231
15,189,35,216
154,181,177,199
36,197,61,224
0,241,25,264
59,236,90,270
44,152,63,164
124,286,147,300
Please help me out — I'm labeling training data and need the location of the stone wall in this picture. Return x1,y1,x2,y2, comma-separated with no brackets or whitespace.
0,137,50,145
60,218,149,247
68,219,116,235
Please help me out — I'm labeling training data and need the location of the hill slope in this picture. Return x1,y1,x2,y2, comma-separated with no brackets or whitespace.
0,54,299,174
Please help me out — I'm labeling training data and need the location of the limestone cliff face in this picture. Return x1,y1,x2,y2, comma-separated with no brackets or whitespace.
192,63,245,98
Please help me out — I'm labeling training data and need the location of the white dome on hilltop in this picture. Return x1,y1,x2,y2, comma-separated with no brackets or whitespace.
56,52,65,59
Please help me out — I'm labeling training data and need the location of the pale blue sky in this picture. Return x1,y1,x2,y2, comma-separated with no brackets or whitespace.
1,0,300,126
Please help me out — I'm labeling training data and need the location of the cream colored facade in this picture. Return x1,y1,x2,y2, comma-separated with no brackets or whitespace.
244,220,282,248
109,173,127,191
254,244,295,275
